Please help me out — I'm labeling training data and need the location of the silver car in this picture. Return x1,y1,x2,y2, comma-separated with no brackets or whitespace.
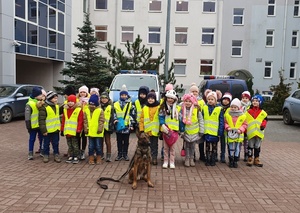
282,89,300,125
0,84,43,123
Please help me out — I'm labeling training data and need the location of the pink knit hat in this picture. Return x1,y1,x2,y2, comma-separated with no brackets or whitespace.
165,83,173,92
79,85,89,94
182,93,198,105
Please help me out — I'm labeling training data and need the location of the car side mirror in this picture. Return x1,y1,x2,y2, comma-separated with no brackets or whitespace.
15,93,24,98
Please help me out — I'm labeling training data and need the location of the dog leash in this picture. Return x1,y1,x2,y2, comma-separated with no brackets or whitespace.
97,154,135,190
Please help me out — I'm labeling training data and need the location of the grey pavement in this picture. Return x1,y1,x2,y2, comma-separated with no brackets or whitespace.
0,119,300,213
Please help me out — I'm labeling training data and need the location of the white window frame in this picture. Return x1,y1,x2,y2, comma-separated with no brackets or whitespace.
175,27,187,45
148,27,161,44
174,59,186,75
231,40,242,57
264,61,273,78
122,0,134,11
95,0,107,10
200,59,213,75
294,0,300,17
292,30,299,47
149,0,161,12
176,1,188,12
201,28,214,45
203,0,215,13
266,29,275,47
233,8,244,25
121,26,134,43
95,25,107,42
290,62,297,79
268,0,276,16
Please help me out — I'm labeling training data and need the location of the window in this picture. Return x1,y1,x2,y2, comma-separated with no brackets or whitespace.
122,0,134,11
49,8,56,30
268,0,275,16
121,26,134,42
202,28,214,45
175,27,187,44
176,1,188,12
149,0,161,12
200,60,213,75
27,23,37,44
233,8,244,25
203,0,215,13
28,0,37,23
49,30,56,49
95,0,107,9
15,0,25,19
294,0,300,17
231,40,242,57
292,30,299,47
148,27,160,44
174,59,186,75
38,2,48,28
264,61,272,78
290,62,296,79
95,25,107,42
266,30,274,47
58,12,64,32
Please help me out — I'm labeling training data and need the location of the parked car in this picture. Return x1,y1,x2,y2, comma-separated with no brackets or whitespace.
0,84,43,123
282,89,300,125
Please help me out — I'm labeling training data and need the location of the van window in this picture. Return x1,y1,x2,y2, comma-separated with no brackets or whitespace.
110,75,158,91
231,84,244,99
209,83,230,95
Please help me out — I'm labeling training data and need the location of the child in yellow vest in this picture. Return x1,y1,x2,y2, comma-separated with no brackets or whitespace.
134,86,149,129
179,94,204,167
84,94,105,165
139,92,160,165
224,98,247,168
202,89,223,166
159,89,180,169
240,91,251,162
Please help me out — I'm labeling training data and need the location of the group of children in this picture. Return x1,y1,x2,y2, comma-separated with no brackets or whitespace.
25,82,268,170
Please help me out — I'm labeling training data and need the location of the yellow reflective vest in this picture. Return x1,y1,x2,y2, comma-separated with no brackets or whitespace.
203,105,222,136
225,114,247,143
103,105,112,131
246,110,267,140
63,108,81,136
27,99,39,128
185,108,200,135
86,108,104,137
135,99,143,123
45,105,60,133
114,101,132,126
164,105,180,131
198,99,205,111
143,106,159,136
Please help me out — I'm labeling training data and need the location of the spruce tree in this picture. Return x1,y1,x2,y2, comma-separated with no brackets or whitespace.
56,13,111,93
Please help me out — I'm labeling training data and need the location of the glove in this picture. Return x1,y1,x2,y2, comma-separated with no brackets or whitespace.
161,124,169,134
260,126,265,131
60,131,64,137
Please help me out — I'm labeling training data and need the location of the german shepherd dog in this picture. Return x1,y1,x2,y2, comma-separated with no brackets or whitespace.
128,131,154,190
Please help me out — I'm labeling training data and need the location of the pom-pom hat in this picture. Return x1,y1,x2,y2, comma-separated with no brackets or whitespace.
89,94,99,106
120,84,128,96
242,91,251,99
90,87,99,96
222,92,232,102
165,83,173,92
182,93,198,105
165,90,177,100
230,98,242,109
189,83,199,93
79,85,89,94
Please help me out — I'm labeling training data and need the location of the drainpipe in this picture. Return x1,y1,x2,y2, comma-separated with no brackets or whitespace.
114,0,118,46
214,0,222,75
164,0,171,81
281,0,288,73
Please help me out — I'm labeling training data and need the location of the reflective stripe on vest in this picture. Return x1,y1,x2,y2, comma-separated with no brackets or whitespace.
114,102,132,125
198,99,205,111
246,110,267,140
225,113,246,143
165,106,180,131
63,108,81,136
86,108,104,137
103,105,112,130
185,108,200,135
203,105,221,136
45,105,60,133
135,100,143,123
27,99,39,128
143,106,159,136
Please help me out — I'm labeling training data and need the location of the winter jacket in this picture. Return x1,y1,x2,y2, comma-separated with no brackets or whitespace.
247,106,268,129
139,105,159,135
60,104,84,137
38,100,60,135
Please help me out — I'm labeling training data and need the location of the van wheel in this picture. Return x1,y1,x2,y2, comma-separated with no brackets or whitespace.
283,109,294,125
0,107,13,123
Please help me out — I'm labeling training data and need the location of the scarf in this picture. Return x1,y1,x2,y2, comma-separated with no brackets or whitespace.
146,101,160,108
166,102,178,120
182,105,194,125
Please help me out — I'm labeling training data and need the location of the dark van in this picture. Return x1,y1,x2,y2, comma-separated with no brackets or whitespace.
199,76,248,100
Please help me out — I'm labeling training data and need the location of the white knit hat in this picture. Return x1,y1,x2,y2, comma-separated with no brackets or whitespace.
222,92,232,101
189,83,199,93
90,87,99,96
242,91,251,99
79,85,89,94
230,98,242,109
165,90,177,100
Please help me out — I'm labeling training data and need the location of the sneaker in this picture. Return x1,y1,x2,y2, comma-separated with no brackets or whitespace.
54,154,61,163
39,150,44,157
66,157,73,163
169,163,175,169
28,151,33,160
124,155,130,161
115,155,123,161
190,159,195,167
162,163,168,169
43,155,49,163
73,157,79,164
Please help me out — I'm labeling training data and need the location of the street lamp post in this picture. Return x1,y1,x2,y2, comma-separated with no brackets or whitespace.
164,0,171,81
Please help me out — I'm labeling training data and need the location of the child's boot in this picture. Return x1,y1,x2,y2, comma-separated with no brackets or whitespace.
254,157,263,167
89,155,95,165
190,158,195,167
233,156,239,168
228,156,234,168
210,153,216,166
28,151,34,160
80,150,86,160
54,154,61,163
246,156,253,166
43,155,49,163
205,153,211,166
244,152,248,162
184,158,190,167
106,153,111,162
96,155,102,164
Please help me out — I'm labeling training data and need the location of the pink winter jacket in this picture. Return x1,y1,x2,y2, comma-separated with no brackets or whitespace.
224,114,248,133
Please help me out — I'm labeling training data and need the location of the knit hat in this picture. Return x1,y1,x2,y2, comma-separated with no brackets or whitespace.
90,87,99,96
89,94,99,106
41,89,47,97
230,98,242,109
165,83,173,92
31,86,42,98
100,91,109,99
182,93,198,105
189,83,199,93
204,89,222,101
120,84,128,96
252,95,263,106
222,92,232,102
67,94,77,103
147,92,157,101
63,85,76,96
182,94,198,125
242,91,251,99
46,91,58,101
165,90,177,100
79,85,89,94
138,86,149,96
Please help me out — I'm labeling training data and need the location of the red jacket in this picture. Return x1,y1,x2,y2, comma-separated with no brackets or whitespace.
61,107,84,136
247,106,267,129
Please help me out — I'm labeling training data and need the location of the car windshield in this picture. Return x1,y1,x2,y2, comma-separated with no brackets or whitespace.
110,75,158,91
0,86,18,97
